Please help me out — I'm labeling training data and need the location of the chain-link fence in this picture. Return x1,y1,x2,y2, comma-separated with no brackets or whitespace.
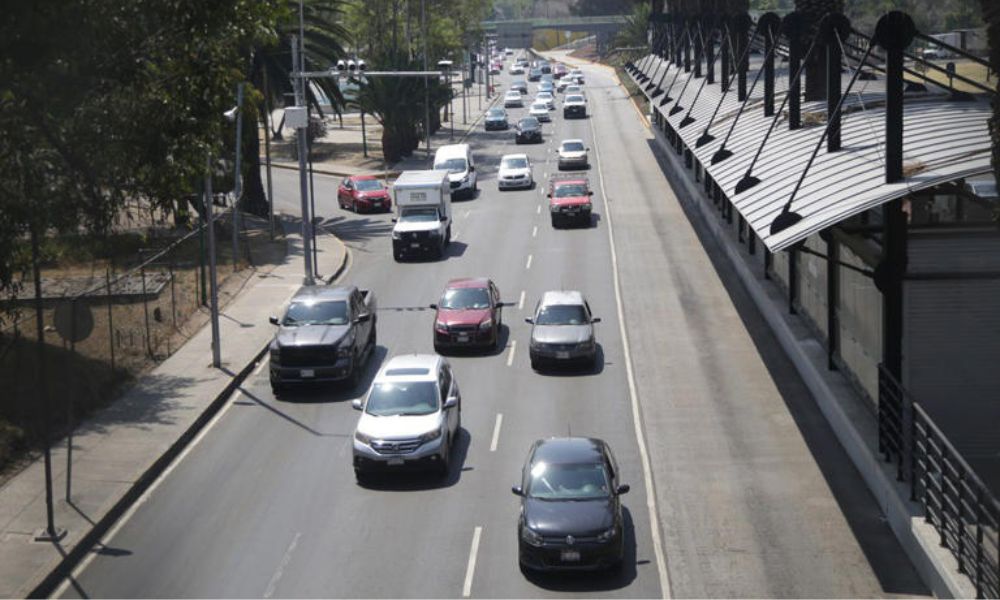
0,200,272,472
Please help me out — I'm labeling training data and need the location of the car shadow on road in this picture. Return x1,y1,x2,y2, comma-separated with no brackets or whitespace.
316,214,393,244
522,506,639,592
531,344,605,377
273,344,388,404
355,427,472,491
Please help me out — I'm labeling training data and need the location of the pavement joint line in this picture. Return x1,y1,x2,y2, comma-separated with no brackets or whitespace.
263,531,301,599
525,254,533,270
506,340,517,367
462,526,483,598
589,91,672,599
490,414,504,452
532,225,538,238
518,290,525,310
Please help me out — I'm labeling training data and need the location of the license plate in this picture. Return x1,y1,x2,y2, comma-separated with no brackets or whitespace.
410,242,421,248
457,334,470,343
556,351,570,359
300,369,315,378
561,550,581,562
387,458,404,466
565,208,578,214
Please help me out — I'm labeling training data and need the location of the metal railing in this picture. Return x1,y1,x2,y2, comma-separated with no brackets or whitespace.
879,366,1000,598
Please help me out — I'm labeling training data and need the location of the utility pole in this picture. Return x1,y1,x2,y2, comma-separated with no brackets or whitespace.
292,34,315,285
205,154,221,368
422,0,431,158
231,82,244,271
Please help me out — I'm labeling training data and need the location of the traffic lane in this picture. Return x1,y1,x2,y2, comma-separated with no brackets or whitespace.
581,61,928,596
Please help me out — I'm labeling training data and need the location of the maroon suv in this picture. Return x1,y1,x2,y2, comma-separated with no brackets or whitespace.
431,278,505,352
338,175,391,213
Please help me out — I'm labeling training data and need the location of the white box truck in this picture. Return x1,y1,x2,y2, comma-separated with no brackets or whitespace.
391,170,453,261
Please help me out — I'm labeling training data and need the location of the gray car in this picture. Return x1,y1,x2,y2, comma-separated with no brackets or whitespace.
526,290,600,370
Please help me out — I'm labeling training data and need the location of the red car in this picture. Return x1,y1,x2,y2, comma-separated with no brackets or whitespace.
337,175,391,213
548,176,593,227
430,278,506,352
553,63,568,79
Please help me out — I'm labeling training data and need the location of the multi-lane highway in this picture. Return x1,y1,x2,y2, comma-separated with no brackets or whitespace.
55,51,929,598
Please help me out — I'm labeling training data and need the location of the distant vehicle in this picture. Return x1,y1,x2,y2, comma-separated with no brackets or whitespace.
528,67,543,81
548,176,593,227
516,57,529,68
512,437,629,572
537,81,555,95
515,116,543,144
529,101,551,122
505,48,514,55
490,63,502,75
536,92,556,110
562,94,587,118
484,107,510,130
352,354,462,480
568,69,585,84
540,62,552,75
511,79,529,94
431,277,507,352
504,90,524,108
497,153,534,190
509,64,525,75
391,170,452,260
540,73,554,84
563,84,583,96
434,143,478,199
557,139,589,170
525,290,600,370
268,286,377,393
553,63,569,79
337,175,391,213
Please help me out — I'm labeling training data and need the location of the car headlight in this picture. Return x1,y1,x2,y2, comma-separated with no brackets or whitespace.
435,321,449,333
479,318,493,330
549,204,559,212
419,428,442,443
336,344,353,357
583,202,592,210
355,430,373,444
530,339,542,350
391,230,401,240
521,526,544,547
578,339,595,351
428,229,442,237
596,526,616,543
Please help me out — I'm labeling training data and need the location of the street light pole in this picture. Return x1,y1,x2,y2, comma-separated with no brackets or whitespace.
292,35,315,285
205,153,221,369
422,0,431,158
231,82,244,271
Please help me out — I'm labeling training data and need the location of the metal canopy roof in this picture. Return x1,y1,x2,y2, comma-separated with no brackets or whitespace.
631,55,993,251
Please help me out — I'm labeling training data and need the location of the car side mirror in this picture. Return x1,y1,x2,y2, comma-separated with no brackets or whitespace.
440,215,448,222
511,485,524,496
269,316,279,325
352,399,363,411
588,191,594,196
444,396,458,409
355,313,371,323
469,165,475,172
591,317,602,323
524,317,534,324
391,217,397,222
546,193,552,198
429,303,438,310
617,484,630,495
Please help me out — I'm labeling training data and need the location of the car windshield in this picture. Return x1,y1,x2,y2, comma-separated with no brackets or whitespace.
282,300,349,326
487,109,505,117
434,158,467,174
502,157,528,169
538,92,553,99
535,303,588,325
527,462,610,500
562,142,585,152
970,182,998,198
354,179,384,191
506,92,520,98
566,86,581,93
531,103,547,111
440,287,491,310
400,207,440,222
365,381,439,416
519,118,539,128
566,95,585,103
554,184,588,198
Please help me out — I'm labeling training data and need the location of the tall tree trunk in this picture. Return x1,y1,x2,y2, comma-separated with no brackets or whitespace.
242,113,269,217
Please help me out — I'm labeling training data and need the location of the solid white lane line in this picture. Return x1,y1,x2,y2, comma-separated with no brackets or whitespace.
506,340,517,367
589,102,672,598
264,531,302,598
525,254,533,270
518,290,525,310
532,225,538,238
462,526,483,598
490,414,503,452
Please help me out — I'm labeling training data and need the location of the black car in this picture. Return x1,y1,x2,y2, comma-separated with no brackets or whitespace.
512,438,629,573
511,79,529,94
528,67,543,81
515,117,542,144
484,108,509,130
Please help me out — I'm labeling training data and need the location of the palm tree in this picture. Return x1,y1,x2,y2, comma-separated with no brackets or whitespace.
980,0,999,195
242,0,351,217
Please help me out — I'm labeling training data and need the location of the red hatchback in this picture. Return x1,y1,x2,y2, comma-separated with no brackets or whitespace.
430,278,506,352
338,175,391,213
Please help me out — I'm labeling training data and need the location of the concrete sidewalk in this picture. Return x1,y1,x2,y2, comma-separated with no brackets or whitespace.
0,223,347,598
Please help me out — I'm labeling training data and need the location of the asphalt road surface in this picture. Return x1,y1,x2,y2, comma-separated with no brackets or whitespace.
55,52,929,598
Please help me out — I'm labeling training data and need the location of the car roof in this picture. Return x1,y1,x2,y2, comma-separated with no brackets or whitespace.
538,289,586,306
553,178,588,186
445,277,491,289
532,437,606,465
377,354,441,381
349,175,379,182
560,139,584,146
435,144,469,159
291,285,355,302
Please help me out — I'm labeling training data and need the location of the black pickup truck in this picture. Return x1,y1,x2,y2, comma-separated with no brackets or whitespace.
268,285,377,393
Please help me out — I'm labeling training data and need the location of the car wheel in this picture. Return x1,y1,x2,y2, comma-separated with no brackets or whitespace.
393,249,402,262
354,468,370,485
352,199,358,213
530,356,540,370
270,380,283,396
437,437,451,477
550,214,559,228
445,225,452,246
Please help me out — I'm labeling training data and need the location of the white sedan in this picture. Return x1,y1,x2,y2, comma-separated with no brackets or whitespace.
529,101,551,122
504,90,524,108
535,91,556,110
497,153,534,190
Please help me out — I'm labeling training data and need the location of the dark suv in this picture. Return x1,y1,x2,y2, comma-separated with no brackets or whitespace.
515,117,542,144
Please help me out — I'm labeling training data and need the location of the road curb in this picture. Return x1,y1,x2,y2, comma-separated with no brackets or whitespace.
28,234,351,599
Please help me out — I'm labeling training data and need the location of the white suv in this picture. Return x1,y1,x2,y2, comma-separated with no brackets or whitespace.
352,354,461,480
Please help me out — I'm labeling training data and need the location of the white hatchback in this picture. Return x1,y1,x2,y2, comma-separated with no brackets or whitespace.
498,153,534,190
529,101,551,122
504,90,524,108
